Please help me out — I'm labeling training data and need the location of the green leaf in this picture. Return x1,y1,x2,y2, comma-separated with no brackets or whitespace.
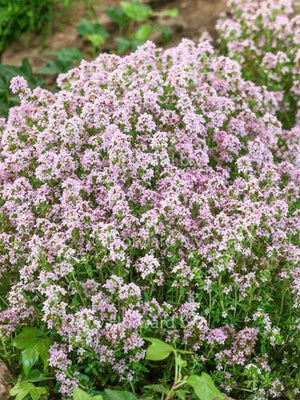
104,389,137,400
37,47,84,75
77,18,110,39
175,389,188,400
87,34,106,48
120,2,151,22
188,373,223,400
73,387,103,400
37,60,66,75
132,25,153,41
22,369,53,383
154,24,173,44
56,47,84,63
21,58,34,80
106,7,129,28
175,354,187,368
115,37,131,54
144,337,174,361
130,38,146,50
10,382,47,400
13,327,52,376
143,384,168,394
158,8,179,18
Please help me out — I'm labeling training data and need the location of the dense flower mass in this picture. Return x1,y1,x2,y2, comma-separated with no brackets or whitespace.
217,0,300,128
0,34,299,399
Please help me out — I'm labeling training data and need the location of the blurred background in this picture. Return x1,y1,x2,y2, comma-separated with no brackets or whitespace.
0,0,226,117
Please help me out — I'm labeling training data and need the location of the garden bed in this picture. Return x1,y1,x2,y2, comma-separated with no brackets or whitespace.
1,0,227,69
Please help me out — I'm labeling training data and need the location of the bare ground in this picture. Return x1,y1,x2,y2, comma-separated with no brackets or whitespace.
1,0,227,69
0,360,12,399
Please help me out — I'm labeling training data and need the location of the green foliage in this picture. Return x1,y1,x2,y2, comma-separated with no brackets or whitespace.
103,389,137,400
0,0,73,53
13,327,52,376
10,381,47,400
144,338,223,400
120,1,151,22
157,8,179,18
77,18,110,39
106,7,129,28
38,47,84,75
73,388,137,400
143,384,168,395
153,24,172,45
106,1,179,54
144,337,175,361
76,18,110,52
73,387,103,400
0,58,44,117
188,373,223,400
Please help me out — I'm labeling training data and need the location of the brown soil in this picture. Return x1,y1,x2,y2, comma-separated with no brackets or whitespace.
0,360,12,399
1,0,227,69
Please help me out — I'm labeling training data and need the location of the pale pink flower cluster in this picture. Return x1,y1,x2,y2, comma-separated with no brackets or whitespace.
0,36,299,398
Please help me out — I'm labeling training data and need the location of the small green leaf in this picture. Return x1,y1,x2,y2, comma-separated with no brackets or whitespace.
73,387,103,400
132,25,153,41
144,337,174,361
87,34,106,48
37,48,84,75
175,389,189,400
120,2,151,22
158,8,179,18
176,354,187,368
144,384,168,394
153,24,172,44
10,382,47,400
115,37,131,54
57,47,84,63
77,18,109,39
37,61,65,75
188,373,223,400
13,327,52,376
106,7,129,28
104,389,137,400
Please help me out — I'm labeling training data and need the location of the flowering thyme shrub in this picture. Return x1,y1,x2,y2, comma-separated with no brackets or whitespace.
0,38,299,399
217,0,300,129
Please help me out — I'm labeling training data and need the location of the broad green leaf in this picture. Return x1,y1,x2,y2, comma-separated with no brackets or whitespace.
77,18,110,39
104,389,137,400
13,327,52,375
132,25,153,41
188,373,223,400
23,369,53,383
10,382,47,400
120,2,151,22
73,387,103,400
144,337,174,361
106,7,129,28
143,384,168,394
